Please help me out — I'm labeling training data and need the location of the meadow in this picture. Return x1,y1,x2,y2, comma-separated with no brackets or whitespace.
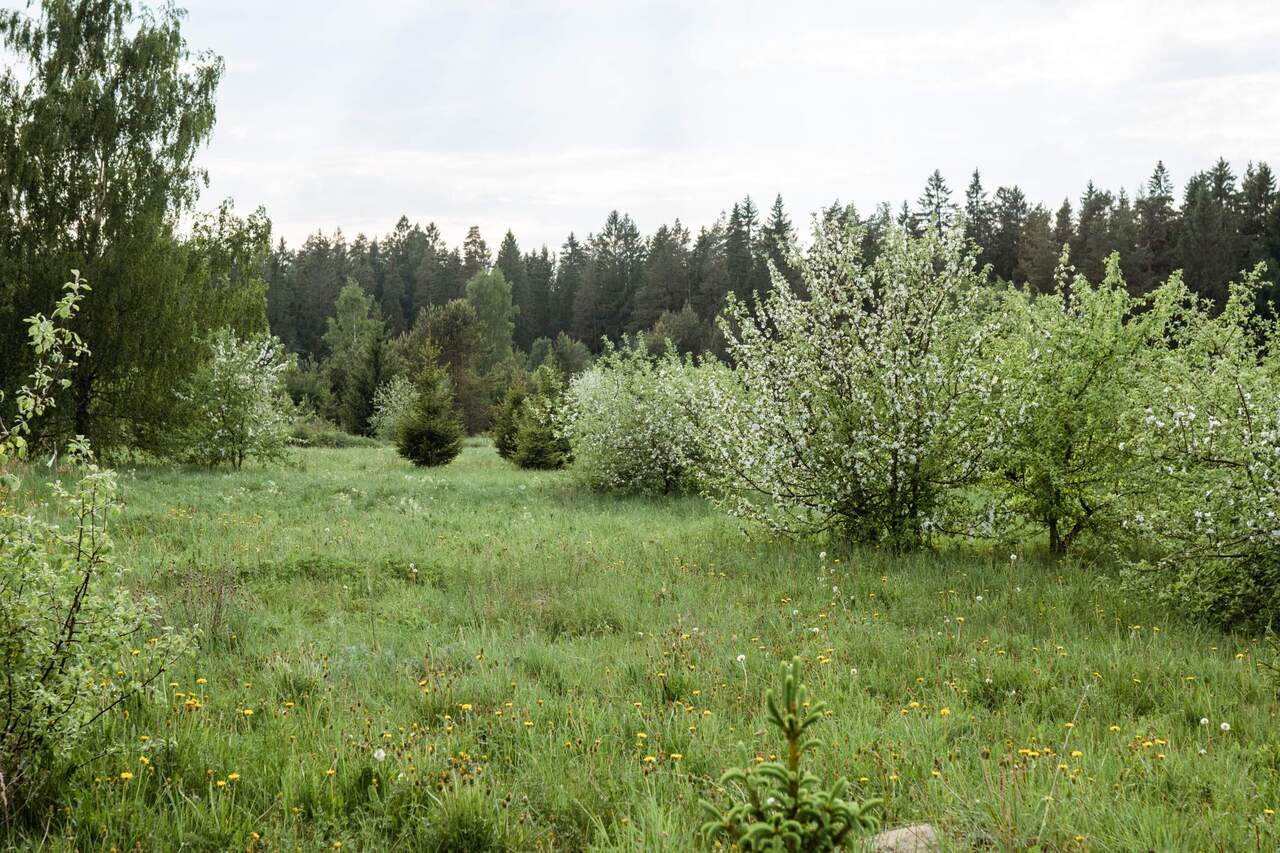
13,441,1276,851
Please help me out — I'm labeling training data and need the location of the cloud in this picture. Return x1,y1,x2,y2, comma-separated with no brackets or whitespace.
182,0,1280,248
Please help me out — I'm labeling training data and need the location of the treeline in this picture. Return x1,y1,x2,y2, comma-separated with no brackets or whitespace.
265,159,1280,366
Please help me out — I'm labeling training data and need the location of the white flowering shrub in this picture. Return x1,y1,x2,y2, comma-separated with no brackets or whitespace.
560,338,712,495
987,252,1180,554
704,223,1005,550
1,274,191,821
1122,267,1280,627
180,328,294,468
369,374,417,443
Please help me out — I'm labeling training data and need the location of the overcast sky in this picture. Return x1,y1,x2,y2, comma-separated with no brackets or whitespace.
176,0,1280,250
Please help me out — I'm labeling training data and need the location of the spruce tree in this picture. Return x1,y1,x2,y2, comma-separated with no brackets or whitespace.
492,373,529,461
1136,161,1179,291
762,194,800,290
525,247,555,344
1073,181,1115,282
396,343,463,467
1014,204,1058,292
632,221,692,331
964,170,995,269
553,234,588,338
513,360,571,470
496,231,533,350
915,169,956,231
990,185,1029,281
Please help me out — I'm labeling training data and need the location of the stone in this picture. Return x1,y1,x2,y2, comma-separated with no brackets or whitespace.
869,822,940,852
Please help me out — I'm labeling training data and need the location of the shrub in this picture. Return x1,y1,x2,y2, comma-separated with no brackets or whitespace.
180,328,294,468
1122,267,1280,628
560,337,710,495
491,374,528,461
0,274,191,821
704,223,1005,551
700,658,880,851
987,252,1180,554
370,374,418,443
396,345,463,467
512,360,571,470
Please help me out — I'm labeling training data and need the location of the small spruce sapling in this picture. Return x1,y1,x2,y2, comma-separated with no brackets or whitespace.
700,657,880,851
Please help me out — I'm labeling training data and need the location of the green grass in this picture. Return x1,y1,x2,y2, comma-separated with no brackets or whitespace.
11,443,1280,850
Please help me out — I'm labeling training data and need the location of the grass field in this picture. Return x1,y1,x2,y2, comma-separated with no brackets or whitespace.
17,442,1280,850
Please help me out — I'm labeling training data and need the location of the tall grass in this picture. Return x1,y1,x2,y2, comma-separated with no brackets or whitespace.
8,444,1276,850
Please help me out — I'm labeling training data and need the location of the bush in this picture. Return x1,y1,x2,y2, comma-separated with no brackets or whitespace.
0,274,191,821
704,223,1005,551
179,328,294,468
288,413,381,449
1122,267,1280,628
560,337,710,495
987,252,1179,554
369,374,418,443
396,346,463,468
512,361,571,470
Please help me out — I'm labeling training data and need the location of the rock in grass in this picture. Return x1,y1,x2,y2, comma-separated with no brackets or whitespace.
869,822,939,852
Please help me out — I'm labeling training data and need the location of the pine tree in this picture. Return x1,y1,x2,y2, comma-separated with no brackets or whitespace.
492,373,529,461
573,211,646,347
1052,199,1075,253
1136,161,1179,291
513,359,571,470
462,226,491,280
762,194,800,291
915,169,956,231
1015,204,1058,292
1178,163,1244,307
691,220,731,323
964,170,995,269
896,200,918,236
1073,181,1115,282
990,185,1029,281
525,246,555,344
1109,190,1145,293
396,342,463,467
495,231,533,350
552,234,588,338
632,221,692,331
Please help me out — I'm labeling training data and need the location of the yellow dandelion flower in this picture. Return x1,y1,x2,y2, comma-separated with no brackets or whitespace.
643,755,656,763
119,771,134,781
939,707,951,717
228,772,241,782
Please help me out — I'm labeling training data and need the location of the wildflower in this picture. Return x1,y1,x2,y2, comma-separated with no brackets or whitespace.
1200,717,1209,726
241,709,254,717
228,772,241,781
326,768,336,778
670,753,683,761
939,707,951,717
373,749,386,762
1070,750,1082,758
216,780,226,788
119,771,134,781
1220,722,1231,732
1108,725,1121,732
643,755,656,763
195,678,207,685
460,703,473,712
735,654,746,663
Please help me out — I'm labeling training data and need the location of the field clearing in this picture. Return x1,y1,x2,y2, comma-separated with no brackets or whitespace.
27,443,1279,850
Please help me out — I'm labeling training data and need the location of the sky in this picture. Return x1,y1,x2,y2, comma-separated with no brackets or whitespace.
172,0,1280,250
